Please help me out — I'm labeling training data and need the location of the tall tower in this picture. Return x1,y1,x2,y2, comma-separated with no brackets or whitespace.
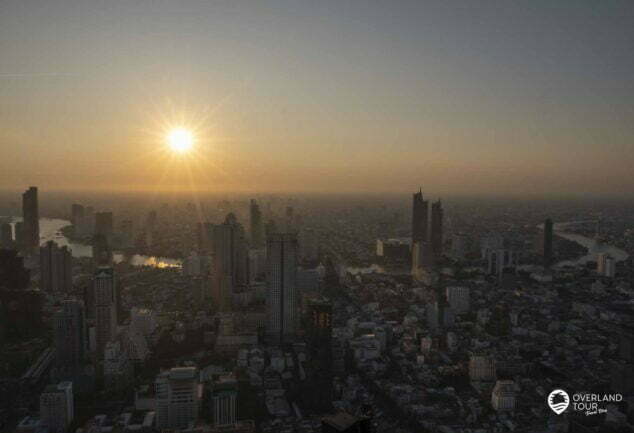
209,214,248,310
249,199,264,248
431,199,443,259
40,241,73,293
412,188,429,243
22,186,39,252
94,267,117,356
543,218,553,268
266,233,299,345
54,300,86,376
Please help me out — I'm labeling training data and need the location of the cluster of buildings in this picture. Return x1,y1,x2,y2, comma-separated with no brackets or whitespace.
2,186,634,433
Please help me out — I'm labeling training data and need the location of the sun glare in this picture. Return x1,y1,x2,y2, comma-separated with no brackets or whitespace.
167,128,193,153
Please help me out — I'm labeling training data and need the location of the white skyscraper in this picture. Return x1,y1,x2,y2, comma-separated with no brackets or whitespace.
94,267,117,356
155,367,200,429
40,382,74,433
266,233,299,344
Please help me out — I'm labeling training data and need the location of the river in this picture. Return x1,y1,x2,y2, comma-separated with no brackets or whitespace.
553,222,628,267
3,217,181,268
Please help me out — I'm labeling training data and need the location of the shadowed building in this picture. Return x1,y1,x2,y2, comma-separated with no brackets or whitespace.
94,267,117,356
208,214,248,311
249,199,264,248
411,188,428,243
431,199,443,260
536,218,554,268
22,186,39,253
53,300,86,378
266,233,299,345
40,241,73,293
0,223,13,249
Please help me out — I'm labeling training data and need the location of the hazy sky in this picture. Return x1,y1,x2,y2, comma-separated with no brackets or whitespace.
1,1,633,195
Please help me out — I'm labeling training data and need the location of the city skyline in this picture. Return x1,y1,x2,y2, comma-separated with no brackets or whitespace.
2,1,633,195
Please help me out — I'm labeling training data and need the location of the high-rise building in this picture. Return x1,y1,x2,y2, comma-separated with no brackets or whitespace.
430,199,443,259
266,233,299,344
211,374,238,427
22,186,39,252
92,234,113,267
411,188,429,243
0,250,40,342
95,212,114,239
0,223,13,249
40,382,74,433
487,249,515,277
54,300,86,376
248,248,266,283
597,253,616,278
411,240,434,283
40,241,73,293
71,204,84,228
209,214,248,310
14,221,24,250
94,267,117,356
249,199,264,248
451,233,468,260
542,218,553,267
446,286,470,314
0,249,30,290
155,367,200,429
307,299,333,383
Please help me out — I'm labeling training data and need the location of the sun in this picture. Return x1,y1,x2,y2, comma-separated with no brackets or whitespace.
167,128,193,153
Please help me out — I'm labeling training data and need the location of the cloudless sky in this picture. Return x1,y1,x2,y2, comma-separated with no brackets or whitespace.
1,0,633,195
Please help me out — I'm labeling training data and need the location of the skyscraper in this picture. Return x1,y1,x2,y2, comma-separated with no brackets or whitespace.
266,233,299,344
209,214,248,310
22,186,39,252
539,218,554,268
54,300,86,376
249,199,264,248
92,234,113,267
94,267,117,356
307,299,333,372
95,212,114,239
0,223,13,249
70,204,84,228
40,241,73,293
211,374,238,427
155,367,200,429
431,199,443,259
411,188,429,243
0,248,30,290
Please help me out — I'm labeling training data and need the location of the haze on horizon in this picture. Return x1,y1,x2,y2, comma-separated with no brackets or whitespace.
1,1,633,196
